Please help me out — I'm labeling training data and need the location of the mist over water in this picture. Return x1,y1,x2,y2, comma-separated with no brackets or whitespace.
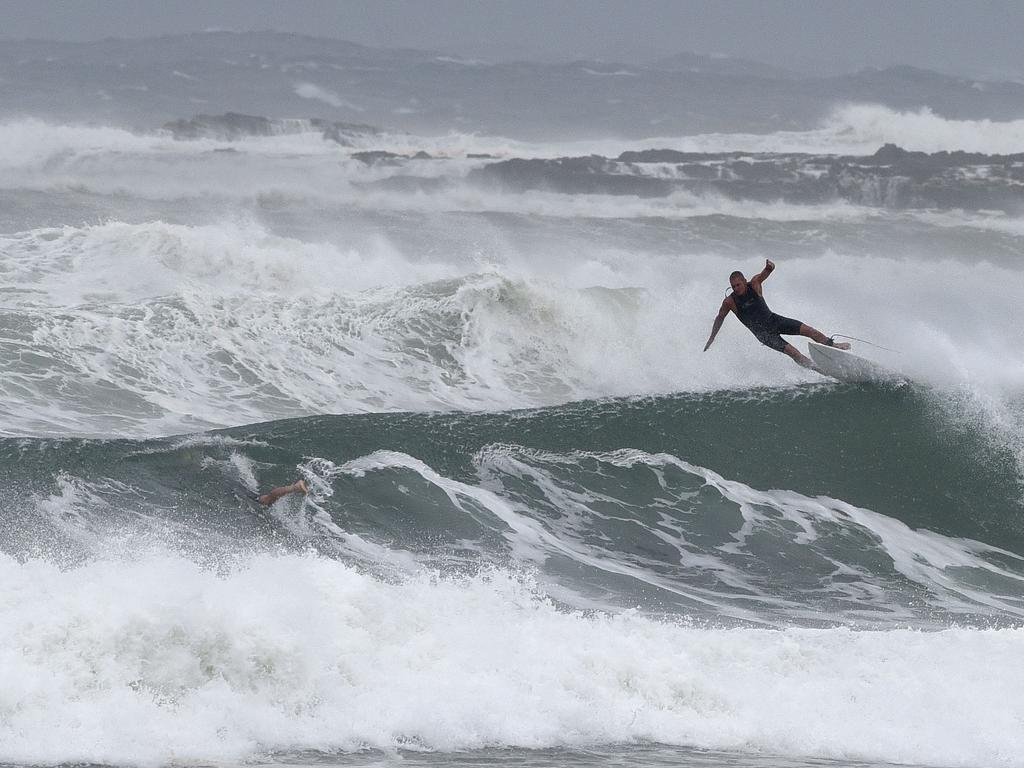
2,54,1024,768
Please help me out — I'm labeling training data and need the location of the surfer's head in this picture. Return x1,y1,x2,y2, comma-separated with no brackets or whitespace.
729,271,746,293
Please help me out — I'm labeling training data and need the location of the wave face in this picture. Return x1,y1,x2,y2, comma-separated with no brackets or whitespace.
2,115,1024,768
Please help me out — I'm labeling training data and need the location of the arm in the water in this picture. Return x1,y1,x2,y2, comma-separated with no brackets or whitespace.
259,479,308,506
703,298,733,351
750,259,775,292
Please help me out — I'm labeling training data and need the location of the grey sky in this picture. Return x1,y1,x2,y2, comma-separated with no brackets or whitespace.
1,0,1021,78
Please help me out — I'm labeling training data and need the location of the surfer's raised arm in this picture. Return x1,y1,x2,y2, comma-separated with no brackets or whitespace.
703,297,734,352
751,259,775,289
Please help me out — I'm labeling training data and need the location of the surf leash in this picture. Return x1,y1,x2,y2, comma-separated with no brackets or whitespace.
831,334,901,354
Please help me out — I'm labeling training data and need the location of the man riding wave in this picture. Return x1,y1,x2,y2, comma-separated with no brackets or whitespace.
703,260,849,368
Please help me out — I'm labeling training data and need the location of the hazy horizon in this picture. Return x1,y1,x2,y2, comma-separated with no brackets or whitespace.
1,0,1023,80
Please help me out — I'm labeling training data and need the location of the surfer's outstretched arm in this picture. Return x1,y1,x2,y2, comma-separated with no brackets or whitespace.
703,300,732,351
259,479,308,506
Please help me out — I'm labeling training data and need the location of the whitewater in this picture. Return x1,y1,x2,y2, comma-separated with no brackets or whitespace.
2,103,1024,768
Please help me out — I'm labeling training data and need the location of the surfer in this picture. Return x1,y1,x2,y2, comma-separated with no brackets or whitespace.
703,259,849,368
258,479,308,506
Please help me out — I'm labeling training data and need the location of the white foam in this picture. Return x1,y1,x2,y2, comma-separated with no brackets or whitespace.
818,104,1024,155
0,219,458,306
1,103,1018,171
2,112,1022,230
916,209,1024,237
312,104,1024,158
0,118,345,173
336,186,880,222
337,104,1024,157
1,218,1022,438
0,121,865,219
1,551,1023,766
294,82,365,112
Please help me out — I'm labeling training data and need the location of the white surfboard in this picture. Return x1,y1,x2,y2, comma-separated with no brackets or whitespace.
807,342,898,383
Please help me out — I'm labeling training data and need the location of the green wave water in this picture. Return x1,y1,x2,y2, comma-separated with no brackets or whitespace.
6,387,1022,627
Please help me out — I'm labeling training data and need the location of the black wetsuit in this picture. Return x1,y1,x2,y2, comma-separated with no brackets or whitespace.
731,283,802,353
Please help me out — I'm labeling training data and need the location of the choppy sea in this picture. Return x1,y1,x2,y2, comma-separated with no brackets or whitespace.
1,105,1023,767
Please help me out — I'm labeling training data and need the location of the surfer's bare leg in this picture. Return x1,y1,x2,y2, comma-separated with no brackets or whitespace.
782,343,823,372
798,323,851,350
259,479,308,506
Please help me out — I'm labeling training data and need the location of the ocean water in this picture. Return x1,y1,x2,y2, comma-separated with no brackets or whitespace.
2,105,1024,768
